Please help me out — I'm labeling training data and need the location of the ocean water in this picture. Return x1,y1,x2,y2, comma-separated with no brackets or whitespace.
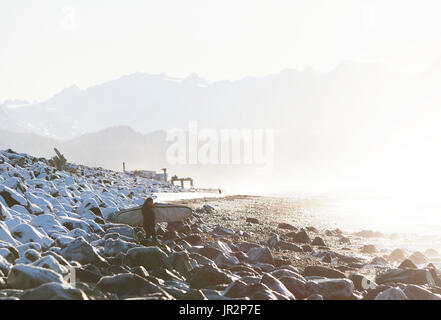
263,189,441,253
156,189,441,253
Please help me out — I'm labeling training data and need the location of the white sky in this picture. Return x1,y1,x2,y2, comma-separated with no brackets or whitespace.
2,0,441,102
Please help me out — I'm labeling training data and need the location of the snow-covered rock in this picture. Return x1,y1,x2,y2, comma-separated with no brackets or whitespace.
10,223,53,248
60,237,107,265
7,264,65,289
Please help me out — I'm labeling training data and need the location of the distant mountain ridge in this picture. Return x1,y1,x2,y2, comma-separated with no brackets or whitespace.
2,60,437,140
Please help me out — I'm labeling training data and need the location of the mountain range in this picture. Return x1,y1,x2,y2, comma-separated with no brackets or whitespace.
2,60,439,140
2,60,441,190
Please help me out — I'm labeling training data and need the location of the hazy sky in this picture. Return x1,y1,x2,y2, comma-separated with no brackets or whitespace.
2,0,441,102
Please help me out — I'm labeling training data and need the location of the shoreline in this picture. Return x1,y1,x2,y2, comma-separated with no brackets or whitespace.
172,195,441,269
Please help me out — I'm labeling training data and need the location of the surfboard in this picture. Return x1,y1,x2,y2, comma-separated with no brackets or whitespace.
109,203,193,226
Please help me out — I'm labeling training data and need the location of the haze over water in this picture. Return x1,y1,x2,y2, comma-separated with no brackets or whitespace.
252,187,441,253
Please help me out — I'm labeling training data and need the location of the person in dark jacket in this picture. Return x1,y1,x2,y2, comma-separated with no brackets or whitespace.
142,197,157,241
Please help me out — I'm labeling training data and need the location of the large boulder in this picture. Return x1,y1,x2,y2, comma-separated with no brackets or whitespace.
247,247,274,265
374,287,408,300
60,237,107,266
279,276,307,299
7,264,64,289
303,266,346,279
361,245,377,254
0,255,12,275
0,222,19,247
398,259,417,269
103,238,137,257
311,237,326,247
349,273,377,291
306,279,354,300
10,224,53,248
276,241,303,252
408,252,428,265
189,264,235,289
106,225,135,239
292,230,311,244
278,223,297,230
167,251,197,278
0,185,27,207
261,274,295,300
21,282,88,300
32,255,69,275
198,247,222,260
97,273,171,299
403,284,441,300
223,280,249,298
388,249,406,262
376,269,433,285
123,247,172,270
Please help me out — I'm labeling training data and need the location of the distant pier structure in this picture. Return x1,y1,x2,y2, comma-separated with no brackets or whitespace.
171,175,194,189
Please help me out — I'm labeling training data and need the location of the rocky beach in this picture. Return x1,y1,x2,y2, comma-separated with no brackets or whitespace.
0,148,441,300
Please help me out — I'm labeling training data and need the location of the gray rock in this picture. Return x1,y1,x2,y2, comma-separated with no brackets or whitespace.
21,282,88,300
181,289,206,300
189,252,215,266
124,247,172,270
424,248,440,258
349,273,377,291
168,251,197,278
306,294,323,300
97,273,172,299
371,256,389,266
236,242,262,252
16,248,40,264
7,264,64,289
213,226,235,236
215,253,240,267
276,241,303,252
0,255,12,275
270,269,306,282
388,249,406,262
180,234,203,246
267,234,280,248
74,266,101,283
207,240,232,254
278,223,297,230
106,226,135,239
361,244,377,254
376,269,433,285
292,230,311,244
303,266,346,279
374,287,408,300
403,284,441,300
311,237,326,247
198,247,222,260
247,283,278,300
189,264,235,289
306,278,354,300
280,276,307,299
246,217,259,224
223,280,249,298
60,237,107,266
398,259,417,269
103,238,137,256
261,274,295,300
408,251,428,265
247,247,274,265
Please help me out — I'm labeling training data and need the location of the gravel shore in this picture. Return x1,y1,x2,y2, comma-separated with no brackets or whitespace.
2,149,441,300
